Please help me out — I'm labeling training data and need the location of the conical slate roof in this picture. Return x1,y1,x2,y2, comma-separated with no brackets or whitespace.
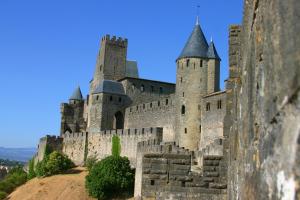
69,86,83,100
207,41,221,60
178,22,209,60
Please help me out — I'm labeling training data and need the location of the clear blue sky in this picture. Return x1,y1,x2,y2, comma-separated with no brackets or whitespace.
0,0,243,147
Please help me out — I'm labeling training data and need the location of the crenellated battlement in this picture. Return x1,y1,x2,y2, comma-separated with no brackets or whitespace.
63,132,87,139
126,96,174,115
90,127,163,138
137,140,193,156
101,34,128,47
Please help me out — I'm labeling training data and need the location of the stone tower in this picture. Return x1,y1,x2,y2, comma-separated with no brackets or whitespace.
90,35,128,92
60,86,86,136
175,18,220,151
88,80,130,132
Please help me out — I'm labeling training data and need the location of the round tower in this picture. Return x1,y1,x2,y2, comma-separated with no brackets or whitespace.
175,18,220,151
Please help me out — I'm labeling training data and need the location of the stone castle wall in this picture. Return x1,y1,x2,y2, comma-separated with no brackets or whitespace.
60,127,163,167
124,95,176,142
63,132,87,166
226,0,300,199
199,91,226,151
135,140,227,199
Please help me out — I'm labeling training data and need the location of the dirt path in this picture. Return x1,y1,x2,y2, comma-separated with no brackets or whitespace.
7,167,96,200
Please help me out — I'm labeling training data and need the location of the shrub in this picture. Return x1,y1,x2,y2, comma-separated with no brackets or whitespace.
35,151,74,177
85,156,134,199
0,166,27,194
112,135,121,157
0,191,7,200
0,180,15,193
85,156,97,171
27,158,36,180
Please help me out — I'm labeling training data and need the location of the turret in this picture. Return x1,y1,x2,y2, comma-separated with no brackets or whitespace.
175,17,221,151
69,86,83,104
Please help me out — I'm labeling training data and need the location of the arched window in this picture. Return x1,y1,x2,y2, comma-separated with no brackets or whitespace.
141,84,145,92
206,102,210,111
181,105,185,115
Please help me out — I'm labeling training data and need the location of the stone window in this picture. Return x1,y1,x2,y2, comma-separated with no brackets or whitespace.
166,99,169,105
151,85,154,92
130,108,132,112
132,83,136,90
136,106,138,111
194,62,195,69
206,102,210,111
150,127,153,133
181,181,186,187
142,128,144,134
199,125,201,133
110,96,113,101
217,100,222,109
181,105,185,115
141,84,145,92
184,128,187,134
200,60,203,67
198,105,201,110
159,87,163,94
96,95,99,100
150,102,152,108
118,97,122,102
183,92,185,97
186,59,190,67
100,65,102,71
158,101,160,106
143,104,145,109
151,180,155,185
180,77,183,83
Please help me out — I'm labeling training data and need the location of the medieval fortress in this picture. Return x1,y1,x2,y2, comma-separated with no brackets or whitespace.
35,1,300,198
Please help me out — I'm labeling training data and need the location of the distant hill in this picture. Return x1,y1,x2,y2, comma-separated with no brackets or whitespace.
0,147,36,162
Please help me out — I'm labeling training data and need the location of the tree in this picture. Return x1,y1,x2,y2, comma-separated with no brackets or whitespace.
85,156,134,200
112,135,121,157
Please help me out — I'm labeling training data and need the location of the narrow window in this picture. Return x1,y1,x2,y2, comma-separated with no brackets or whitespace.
118,97,122,102
100,65,102,71
130,108,132,112
200,60,203,67
132,83,136,90
206,102,210,111
181,181,186,187
136,106,138,111
158,101,160,106
143,104,145,109
141,84,145,92
159,87,163,94
181,105,185,115
182,92,185,97
142,128,145,134
198,105,201,110
150,127,153,133
180,77,183,83
217,100,222,109
199,125,201,133
151,85,154,92
184,128,187,134
150,180,155,185
110,96,113,101
96,95,99,100
194,62,195,69
166,99,169,105
150,103,152,108
186,59,190,67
